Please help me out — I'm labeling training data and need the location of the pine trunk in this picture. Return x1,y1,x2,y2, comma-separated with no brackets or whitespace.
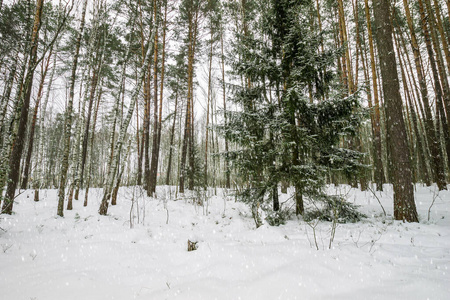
3,0,44,214
403,0,446,190
373,0,418,222
364,0,384,190
21,47,53,189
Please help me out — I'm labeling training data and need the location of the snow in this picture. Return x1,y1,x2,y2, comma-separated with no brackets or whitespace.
1,184,449,300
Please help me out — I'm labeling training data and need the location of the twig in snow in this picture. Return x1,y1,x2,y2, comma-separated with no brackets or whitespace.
367,186,386,217
428,186,439,222
305,219,320,250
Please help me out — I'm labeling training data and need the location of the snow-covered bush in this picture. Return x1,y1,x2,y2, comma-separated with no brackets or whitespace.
303,195,366,223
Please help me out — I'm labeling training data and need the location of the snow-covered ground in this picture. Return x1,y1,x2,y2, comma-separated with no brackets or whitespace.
0,184,449,300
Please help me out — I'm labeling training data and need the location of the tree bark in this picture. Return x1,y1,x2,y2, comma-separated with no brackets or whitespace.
220,30,230,189
2,0,44,214
402,0,446,190
99,26,154,215
364,0,384,190
57,0,88,217
21,48,54,190
165,80,179,186
180,4,199,193
373,0,418,222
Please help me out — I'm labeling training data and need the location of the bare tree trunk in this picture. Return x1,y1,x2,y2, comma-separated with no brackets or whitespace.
33,53,57,201
337,0,354,94
373,0,418,222
155,0,168,187
0,54,18,145
220,30,230,189
188,9,199,191
205,29,213,188
364,0,384,190
57,0,88,217
416,0,447,189
83,81,102,206
78,49,104,195
21,44,55,189
111,140,132,205
424,0,450,170
99,27,154,215
396,22,432,185
165,81,179,186
402,0,446,190
180,5,199,193
2,0,44,214
149,0,164,196
431,0,450,73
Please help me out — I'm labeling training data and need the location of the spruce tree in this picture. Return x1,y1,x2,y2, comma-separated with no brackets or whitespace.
220,0,365,226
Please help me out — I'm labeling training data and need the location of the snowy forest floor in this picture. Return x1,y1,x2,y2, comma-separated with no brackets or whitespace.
0,184,449,300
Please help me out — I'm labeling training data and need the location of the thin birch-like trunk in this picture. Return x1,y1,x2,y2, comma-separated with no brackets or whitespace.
99,28,154,215
57,0,88,217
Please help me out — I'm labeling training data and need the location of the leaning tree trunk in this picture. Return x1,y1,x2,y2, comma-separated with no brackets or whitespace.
424,0,450,171
373,0,418,222
111,140,132,206
402,0,446,190
21,44,55,190
2,0,44,214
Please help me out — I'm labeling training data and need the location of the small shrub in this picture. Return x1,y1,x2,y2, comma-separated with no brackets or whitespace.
265,207,290,226
304,195,366,223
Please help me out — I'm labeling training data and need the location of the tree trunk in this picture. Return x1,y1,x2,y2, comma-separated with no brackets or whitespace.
205,29,213,189
373,0,418,222
424,0,450,171
57,0,88,217
180,5,199,193
165,81,179,186
111,141,132,206
99,26,154,215
220,30,230,189
2,0,44,214
188,9,199,191
21,46,54,190
33,53,57,201
149,0,164,196
337,0,354,94
364,0,384,190
84,81,102,207
78,54,103,195
403,0,446,190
